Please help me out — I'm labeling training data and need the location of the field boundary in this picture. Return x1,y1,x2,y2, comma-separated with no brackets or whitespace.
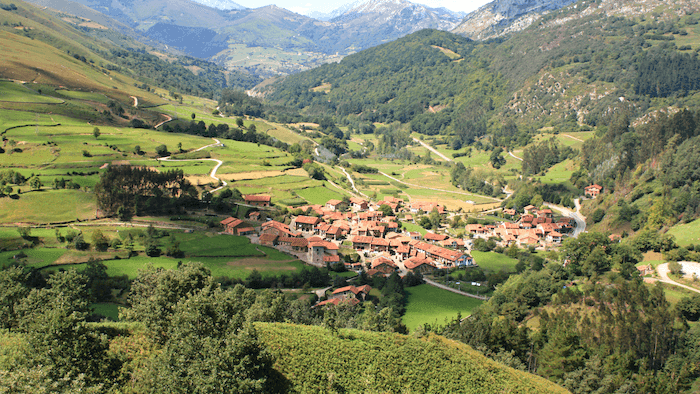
424,278,489,300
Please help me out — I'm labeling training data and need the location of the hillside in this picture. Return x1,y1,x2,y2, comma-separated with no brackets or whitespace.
257,322,569,393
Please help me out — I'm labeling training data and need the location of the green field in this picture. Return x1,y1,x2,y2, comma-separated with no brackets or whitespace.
403,284,484,331
0,190,96,223
294,185,346,205
667,218,700,247
471,251,519,272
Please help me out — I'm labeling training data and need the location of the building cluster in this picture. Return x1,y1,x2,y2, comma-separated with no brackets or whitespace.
221,195,473,276
465,205,573,247
222,195,577,280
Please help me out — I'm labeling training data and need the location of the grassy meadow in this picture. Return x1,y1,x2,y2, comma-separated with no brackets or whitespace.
403,284,484,331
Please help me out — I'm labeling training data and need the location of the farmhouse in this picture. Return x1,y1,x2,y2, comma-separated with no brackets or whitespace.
331,285,372,301
585,184,603,199
221,217,244,234
293,215,321,231
404,257,438,275
245,194,271,207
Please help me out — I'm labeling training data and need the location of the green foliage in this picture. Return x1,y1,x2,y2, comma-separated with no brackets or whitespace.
94,165,197,217
256,323,566,393
522,138,575,175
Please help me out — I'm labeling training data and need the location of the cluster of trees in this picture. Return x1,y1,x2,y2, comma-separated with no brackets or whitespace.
218,89,265,118
94,166,198,219
635,49,700,97
103,49,258,98
164,120,290,153
521,138,575,175
450,162,500,197
0,262,421,391
433,258,699,393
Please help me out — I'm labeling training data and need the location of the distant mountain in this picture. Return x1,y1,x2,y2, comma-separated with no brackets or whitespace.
331,0,463,32
23,0,466,76
189,0,245,10
452,0,577,40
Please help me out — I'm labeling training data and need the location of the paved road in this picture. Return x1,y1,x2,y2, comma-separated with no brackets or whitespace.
158,138,228,193
379,171,502,202
544,198,586,237
655,263,700,294
423,278,489,300
130,95,138,108
412,137,451,161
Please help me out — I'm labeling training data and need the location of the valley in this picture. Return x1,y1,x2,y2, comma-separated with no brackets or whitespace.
3,0,700,392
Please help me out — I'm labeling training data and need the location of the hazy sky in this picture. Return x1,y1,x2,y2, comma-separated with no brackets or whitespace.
236,0,491,15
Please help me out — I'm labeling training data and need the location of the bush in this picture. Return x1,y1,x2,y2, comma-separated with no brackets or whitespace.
668,261,684,276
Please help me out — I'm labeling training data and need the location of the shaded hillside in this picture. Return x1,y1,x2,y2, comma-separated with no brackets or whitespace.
257,322,569,393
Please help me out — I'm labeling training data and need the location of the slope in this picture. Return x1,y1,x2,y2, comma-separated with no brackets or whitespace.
256,322,569,393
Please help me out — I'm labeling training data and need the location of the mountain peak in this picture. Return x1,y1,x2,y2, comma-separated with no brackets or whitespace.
189,0,245,10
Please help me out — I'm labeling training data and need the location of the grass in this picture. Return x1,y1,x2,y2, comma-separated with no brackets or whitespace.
471,251,519,272
294,185,345,206
0,247,67,268
667,218,700,247
403,284,484,332
0,190,96,223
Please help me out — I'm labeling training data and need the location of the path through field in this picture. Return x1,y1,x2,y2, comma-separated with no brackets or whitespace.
157,138,228,193
340,167,369,198
508,151,523,161
412,137,451,161
562,134,584,142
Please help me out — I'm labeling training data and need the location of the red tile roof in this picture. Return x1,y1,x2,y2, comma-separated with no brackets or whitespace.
221,217,243,227
245,195,271,202
295,215,321,225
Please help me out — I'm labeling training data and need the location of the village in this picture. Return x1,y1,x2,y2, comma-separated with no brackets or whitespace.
220,192,580,304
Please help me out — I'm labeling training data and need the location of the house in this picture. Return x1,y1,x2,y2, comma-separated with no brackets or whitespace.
244,194,271,207
350,197,368,211
248,211,260,221
325,199,343,211
331,285,372,301
585,184,603,199
637,264,654,276
293,215,322,232
404,257,438,275
351,235,372,250
546,231,562,243
537,209,553,219
424,232,449,242
261,220,300,238
221,217,244,234
259,233,279,247
277,237,309,253
235,227,255,236
308,237,339,266
503,208,516,217
523,205,537,215
407,231,422,240
371,256,397,274
323,255,341,264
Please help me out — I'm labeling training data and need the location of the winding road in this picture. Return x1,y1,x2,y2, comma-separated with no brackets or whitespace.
157,138,228,193
413,137,451,162
544,198,586,237
508,151,523,161
655,262,700,294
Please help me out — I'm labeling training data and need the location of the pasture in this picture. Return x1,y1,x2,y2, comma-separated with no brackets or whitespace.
667,218,700,247
471,251,519,272
403,284,483,331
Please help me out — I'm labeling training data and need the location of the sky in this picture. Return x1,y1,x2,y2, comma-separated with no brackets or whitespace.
235,0,492,16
